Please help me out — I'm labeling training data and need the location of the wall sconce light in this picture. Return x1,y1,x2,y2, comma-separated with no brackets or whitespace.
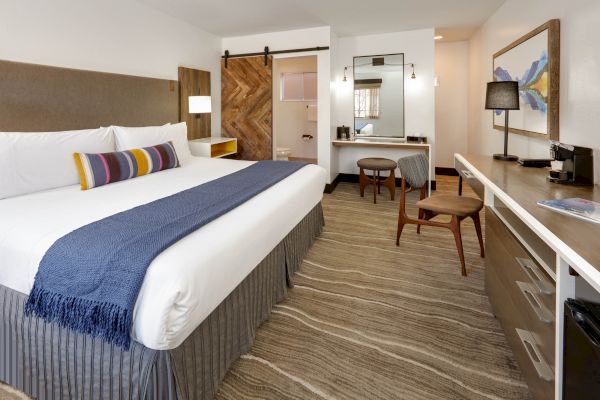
410,63,416,79
188,96,211,114
343,66,348,82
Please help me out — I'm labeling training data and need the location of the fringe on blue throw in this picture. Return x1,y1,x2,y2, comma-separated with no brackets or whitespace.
25,286,133,348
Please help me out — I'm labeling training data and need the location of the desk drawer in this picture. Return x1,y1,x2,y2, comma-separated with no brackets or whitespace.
486,208,555,399
454,157,484,200
494,196,556,274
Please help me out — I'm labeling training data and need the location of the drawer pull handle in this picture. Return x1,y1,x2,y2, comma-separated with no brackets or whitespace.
516,258,554,295
516,281,554,323
516,328,554,381
462,170,474,179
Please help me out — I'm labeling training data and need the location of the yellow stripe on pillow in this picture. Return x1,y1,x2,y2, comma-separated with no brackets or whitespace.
130,149,149,176
73,153,89,190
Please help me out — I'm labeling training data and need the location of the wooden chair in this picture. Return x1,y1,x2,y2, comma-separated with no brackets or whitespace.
395,154,484,276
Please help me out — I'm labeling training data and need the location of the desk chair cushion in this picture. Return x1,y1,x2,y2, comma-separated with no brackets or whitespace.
416,194,483,217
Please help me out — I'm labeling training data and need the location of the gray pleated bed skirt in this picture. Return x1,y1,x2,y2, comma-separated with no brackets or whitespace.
0,202,324,400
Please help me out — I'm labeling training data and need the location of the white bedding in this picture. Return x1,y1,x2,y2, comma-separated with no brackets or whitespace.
0,157,326,350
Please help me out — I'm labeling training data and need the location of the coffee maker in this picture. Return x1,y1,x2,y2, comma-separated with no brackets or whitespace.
548,141,594,186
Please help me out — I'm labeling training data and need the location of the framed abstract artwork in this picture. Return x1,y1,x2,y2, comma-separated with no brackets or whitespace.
492,19,560,140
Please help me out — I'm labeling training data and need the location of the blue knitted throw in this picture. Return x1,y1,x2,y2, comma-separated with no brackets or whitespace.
25,161,307,349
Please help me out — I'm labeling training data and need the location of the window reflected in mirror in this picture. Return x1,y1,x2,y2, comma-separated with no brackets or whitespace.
354,54,404,138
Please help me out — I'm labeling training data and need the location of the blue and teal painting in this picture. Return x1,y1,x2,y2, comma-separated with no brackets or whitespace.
494,51,548,116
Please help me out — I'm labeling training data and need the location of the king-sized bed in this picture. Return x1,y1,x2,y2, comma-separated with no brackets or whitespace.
0,150,326,399
0,59,327,399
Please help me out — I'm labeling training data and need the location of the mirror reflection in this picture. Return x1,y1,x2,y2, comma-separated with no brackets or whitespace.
353,54,405,138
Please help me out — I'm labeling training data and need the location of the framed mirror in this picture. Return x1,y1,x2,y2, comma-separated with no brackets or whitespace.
353,53,405,138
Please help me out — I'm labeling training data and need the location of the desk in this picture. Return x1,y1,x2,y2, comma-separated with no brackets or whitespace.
455,153,600,400
332,139,432,194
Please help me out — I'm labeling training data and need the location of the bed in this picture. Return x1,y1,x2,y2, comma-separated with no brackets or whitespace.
0,155,326,399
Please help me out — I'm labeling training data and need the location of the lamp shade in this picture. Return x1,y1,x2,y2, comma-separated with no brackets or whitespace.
188,96,211,114
485,81,520,110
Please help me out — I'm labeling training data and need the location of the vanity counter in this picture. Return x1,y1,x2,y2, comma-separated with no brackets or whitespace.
332,139,430,150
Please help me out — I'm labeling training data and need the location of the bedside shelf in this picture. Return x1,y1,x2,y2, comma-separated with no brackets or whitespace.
189,137,238,158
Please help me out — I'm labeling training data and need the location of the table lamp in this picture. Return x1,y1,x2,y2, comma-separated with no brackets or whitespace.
485,81,520,161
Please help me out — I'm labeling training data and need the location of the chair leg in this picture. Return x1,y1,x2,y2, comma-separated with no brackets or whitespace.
416,208,424,234
396,219,405,246
450,215,467,276
472,212,485,258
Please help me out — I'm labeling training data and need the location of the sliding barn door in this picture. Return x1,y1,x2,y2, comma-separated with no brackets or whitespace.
221,56,273,160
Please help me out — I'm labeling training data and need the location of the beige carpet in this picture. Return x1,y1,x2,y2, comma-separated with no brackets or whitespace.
215,177,531,400
0,382,28,400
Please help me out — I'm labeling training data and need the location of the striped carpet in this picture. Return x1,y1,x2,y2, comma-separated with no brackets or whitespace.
215,177,531,400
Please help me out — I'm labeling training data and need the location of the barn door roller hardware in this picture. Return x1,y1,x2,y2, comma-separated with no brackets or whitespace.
222,45,330,68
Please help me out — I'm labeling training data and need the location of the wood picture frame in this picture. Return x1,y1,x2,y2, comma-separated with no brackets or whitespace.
492,19,560,140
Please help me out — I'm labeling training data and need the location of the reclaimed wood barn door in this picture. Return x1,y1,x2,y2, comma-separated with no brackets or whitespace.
221,56,273,160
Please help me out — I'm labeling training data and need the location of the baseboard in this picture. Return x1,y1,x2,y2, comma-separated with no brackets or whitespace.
435,167,459,176
324,174,342,193
327,173,436,192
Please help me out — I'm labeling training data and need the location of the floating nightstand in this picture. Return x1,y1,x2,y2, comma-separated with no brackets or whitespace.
189,137,238,158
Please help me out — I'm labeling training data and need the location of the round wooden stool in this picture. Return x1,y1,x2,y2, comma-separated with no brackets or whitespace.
357,158,397,204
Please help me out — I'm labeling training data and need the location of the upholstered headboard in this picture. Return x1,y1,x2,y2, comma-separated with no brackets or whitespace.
0,59,180,132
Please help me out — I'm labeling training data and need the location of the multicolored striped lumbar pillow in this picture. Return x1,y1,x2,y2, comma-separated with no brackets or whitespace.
73,142,180,190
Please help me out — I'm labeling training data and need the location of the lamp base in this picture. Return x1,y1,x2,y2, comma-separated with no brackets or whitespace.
493,154,519,161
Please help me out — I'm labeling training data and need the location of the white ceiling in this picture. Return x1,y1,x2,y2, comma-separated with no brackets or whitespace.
137,0,505,41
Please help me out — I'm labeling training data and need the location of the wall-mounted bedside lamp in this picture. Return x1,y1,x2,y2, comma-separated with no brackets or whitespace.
188,96,211,114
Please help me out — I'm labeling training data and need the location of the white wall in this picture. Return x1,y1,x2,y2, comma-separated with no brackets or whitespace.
273,56,318,159
435,41,469,168
468,0,600,182
0,0,222,135
333,28,436,178
223,27,334,182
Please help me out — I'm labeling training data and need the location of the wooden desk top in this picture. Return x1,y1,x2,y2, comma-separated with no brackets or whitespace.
460,154,600,276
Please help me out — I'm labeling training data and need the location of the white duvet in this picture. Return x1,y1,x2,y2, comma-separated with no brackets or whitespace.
0,157,326,350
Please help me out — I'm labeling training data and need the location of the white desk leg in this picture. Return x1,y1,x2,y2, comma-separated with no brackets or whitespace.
555,256,576,400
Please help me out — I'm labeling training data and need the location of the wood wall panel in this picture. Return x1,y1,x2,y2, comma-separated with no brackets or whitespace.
221,56,273,160
178,67,211,139
0,59,179,132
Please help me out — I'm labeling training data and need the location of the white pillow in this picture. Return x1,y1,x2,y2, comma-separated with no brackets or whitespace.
113,122,191,163
0,127,115,199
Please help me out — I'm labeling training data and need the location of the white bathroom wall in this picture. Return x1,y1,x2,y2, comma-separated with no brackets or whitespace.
0,0,222,135
333,28,436,178
273,56,318,159
468,0,600,182
435,41,470,168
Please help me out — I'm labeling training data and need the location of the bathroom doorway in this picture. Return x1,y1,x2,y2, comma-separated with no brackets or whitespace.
272,55,318,163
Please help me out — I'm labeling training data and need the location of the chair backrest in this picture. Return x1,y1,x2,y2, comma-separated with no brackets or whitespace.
397,153,429,189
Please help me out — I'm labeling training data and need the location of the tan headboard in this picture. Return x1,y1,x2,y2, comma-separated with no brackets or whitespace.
0,59,180,132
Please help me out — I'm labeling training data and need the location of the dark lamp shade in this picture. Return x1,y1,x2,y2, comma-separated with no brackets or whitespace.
485,81,520,110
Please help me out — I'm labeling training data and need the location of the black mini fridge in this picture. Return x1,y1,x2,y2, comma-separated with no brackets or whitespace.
563,299,600,399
